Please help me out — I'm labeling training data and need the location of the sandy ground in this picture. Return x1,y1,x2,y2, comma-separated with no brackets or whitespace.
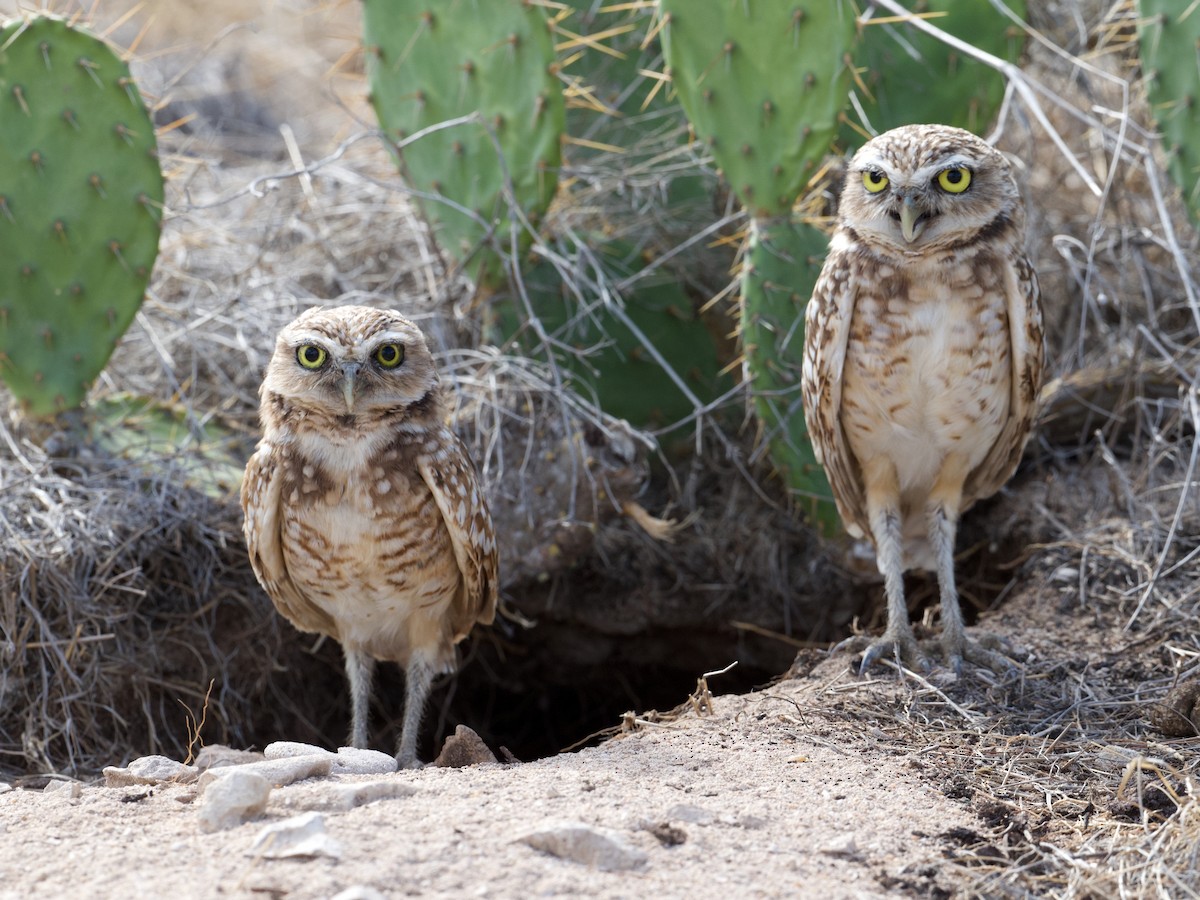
0,656,982,900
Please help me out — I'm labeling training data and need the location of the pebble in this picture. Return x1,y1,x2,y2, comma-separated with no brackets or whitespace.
263,742,396,776
198,770,271,832
330,888,387,900
666,803,716,825
518,821,648,872
250,811,342,860
42,780,82,799
0,782,11,795
325,780,417,812
103,755,198,787
194,745,265,771
819,833,860,857
198,755,332,791
433,725,498,768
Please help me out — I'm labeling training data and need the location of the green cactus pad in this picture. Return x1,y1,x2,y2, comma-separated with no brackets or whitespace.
0,15,162,418
659,0,856,217
364,0,565,290
841,0,1027,148
1137,0,1200,224
741,216,838,531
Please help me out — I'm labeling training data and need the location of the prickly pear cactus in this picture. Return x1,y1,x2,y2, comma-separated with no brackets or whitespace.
1137,0,1200,224
659,0,856,218
742,217,837,531
661,1,851,525
842,0,1027,148
363,0,565,291
0,15,163,418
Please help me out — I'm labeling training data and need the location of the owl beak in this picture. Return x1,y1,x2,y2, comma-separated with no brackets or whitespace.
340,363,360,413
898,196,926,244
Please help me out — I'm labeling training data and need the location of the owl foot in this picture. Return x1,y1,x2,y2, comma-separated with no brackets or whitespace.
395,750,426,771
855,628,928,675
941,630,1020,677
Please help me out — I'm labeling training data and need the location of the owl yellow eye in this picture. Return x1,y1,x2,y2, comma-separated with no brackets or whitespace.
862,169,889,193
296,344,327,369
374,343,405,369
937,167,972,194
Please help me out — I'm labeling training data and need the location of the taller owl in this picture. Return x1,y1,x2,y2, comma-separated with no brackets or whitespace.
802,124,1044,673
241,305,498,767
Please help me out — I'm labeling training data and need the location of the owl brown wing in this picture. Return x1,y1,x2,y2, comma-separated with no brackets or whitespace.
965,252,1044,503
801,235,868,538
241,443,338,636
417,430,499,638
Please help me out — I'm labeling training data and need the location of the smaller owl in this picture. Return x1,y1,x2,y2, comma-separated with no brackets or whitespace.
241,305,498,767
802,124,1043,674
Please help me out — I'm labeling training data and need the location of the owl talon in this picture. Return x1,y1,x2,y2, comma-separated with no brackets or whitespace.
858,631,926,675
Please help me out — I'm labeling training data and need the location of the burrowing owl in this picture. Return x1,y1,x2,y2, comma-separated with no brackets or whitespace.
241,305,498,767
802,124,1043,673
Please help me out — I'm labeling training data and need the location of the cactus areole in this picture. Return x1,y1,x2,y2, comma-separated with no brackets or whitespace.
0,16,163,418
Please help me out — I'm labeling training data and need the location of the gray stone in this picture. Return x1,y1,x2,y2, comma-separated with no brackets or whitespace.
330,888,387,900
198,770,271,832
103,755,198,787
666,803,716,825
198,755,332,791
332,747,397,775
194,745,265,771
327,780,417,811
819,833,860,857
250,811,342,860
519,821,648,872
41,780,82,799
264,741,332,761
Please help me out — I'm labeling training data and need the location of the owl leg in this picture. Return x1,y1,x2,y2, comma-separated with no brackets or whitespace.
859,457,922,673
926,453,1010,673
344,646,375,750
396,652,435,769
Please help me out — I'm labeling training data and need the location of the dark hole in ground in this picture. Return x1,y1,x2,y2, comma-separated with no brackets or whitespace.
241,480,1046,764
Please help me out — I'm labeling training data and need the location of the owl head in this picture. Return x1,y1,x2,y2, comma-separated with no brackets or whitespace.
264,305,439,415
838,124,1020,255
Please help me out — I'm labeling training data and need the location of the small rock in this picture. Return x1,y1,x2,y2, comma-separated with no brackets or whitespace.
194,745,265,771
103,755,198,787
198,770,271,832
819,833,860,857
42,780,82,799
519,821,647,872
0,782,12,795
326,781,417,812
666,803,716,825
198,755,332,791
433,725,498,768
333,748,397,776
330,888,387,900
250,812,342,860
264,741,332,761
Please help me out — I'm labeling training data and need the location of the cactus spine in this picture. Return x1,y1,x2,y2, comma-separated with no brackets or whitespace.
0,15,163,418
363,0,566,292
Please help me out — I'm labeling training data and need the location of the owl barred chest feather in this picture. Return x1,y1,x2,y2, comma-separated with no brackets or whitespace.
839,247,1014,563
276,434,464,668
